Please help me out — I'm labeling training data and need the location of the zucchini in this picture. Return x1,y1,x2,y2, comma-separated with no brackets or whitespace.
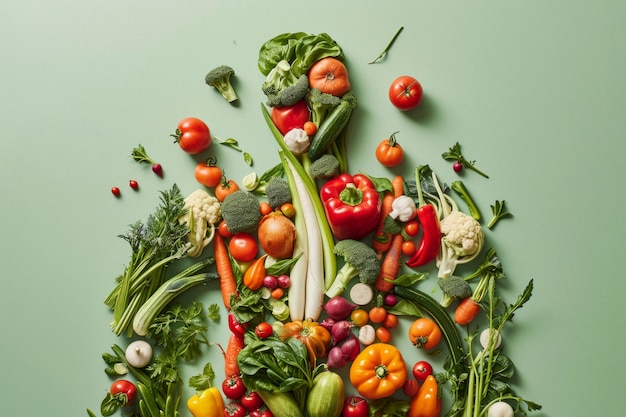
305,370,345,417
308,92,357,160
132,271,218,336
256,390,304,417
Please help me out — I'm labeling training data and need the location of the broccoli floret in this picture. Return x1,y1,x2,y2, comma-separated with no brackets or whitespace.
307,88,341,126
308,154,340,179
326,239,381,298
220,190,262,234
262,60,309,107
437,276,472,303
205,65,238,103
265,176,292,209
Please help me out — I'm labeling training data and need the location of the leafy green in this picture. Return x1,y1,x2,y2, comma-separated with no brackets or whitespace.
150,302,210,362
487,200,513,229
188,362,217,392
207,303,220,322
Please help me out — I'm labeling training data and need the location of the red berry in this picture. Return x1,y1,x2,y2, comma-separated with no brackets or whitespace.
129,180,139,190
453,162,463,173
111,187,121,196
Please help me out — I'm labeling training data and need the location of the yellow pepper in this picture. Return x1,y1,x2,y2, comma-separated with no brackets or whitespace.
187,387,224,417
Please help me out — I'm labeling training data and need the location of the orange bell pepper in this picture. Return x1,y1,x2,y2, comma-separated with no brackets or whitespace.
408,375,442,417
349,343,407,400
280,319,331,367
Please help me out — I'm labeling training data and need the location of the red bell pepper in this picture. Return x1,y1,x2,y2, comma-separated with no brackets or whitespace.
271,100,310,135
320,173,381,240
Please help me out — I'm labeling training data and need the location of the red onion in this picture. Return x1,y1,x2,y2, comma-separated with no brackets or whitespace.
320,317,336,331
323,296,357,320
326,346,348,369
383,293,399,307
331,320,354,345
339,334,360,361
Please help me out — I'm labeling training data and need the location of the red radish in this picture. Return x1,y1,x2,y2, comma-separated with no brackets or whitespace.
323,296,357,320
152,163,163,177
276,274,291,289
383,293,398,307
263,275,278,290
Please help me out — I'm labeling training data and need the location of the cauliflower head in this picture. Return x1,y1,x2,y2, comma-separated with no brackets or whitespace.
180,189,222,257
439,210,484,257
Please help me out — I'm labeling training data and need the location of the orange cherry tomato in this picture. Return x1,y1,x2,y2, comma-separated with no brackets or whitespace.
403,220,420,237
375,132,404,167
402,240,417,257
376,326,392,343
303,121,318,136
408,317,442,350
215,177,239,202
383,313,398,329
368,306,387,324
259,201,273,216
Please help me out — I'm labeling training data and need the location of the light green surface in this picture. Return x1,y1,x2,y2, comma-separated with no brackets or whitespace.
1,1,625,416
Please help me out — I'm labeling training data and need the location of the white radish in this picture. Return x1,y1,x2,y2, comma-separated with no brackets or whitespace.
487,401,514,417
350,283,374,305
358,324,376,345
480,328,502,350
125,340,152,368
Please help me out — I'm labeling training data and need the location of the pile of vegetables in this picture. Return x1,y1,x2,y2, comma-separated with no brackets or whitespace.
89,30,541,417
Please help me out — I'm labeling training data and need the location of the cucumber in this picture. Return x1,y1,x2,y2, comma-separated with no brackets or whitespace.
256,390,303,417
308,92,357,160
305,370,345,417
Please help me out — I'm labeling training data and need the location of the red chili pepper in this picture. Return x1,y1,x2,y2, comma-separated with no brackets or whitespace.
406,204,440,267
320,173,381,241
227,311,248,337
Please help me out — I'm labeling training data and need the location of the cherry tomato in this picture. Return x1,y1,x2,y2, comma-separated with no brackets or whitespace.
412,360,434,381
110,379,137,404
194,157,222,187
383,313,399,329
368,306,387,324
389,75,423,111
375,132,404,167
350,308,369,327
250,409,274,417
303,121,318,136
129,180,139,190
342,395,369,417
270,100,310,135
375,325,391,343
403,379,420,397
222,374,247,400
241,391,264,410
280,202,296,218
228,233,258,263
224,402,246,417
403,220,420,237
217,220,233,239
254,321,273,339
171,117,211,154
215,177,240,202
402,240,417,257
111,186,121,196
408,317,442,349
259,201,273,216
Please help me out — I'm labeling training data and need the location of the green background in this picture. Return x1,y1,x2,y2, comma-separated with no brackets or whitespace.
2,1,624,416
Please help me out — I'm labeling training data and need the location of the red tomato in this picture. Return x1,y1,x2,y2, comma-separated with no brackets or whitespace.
271,100,310,135
241,391,264,411
403,379,420,397
388,76,423,111
194,158,222,187
412,360,434,381
403,220,420,237
375,133,404,167
342,395,369,417
222,375,247,400
218,220,233,239
228,233,258,262
110,379,137,405
172,117,211,154
401,240,417,257
224,402,247,417
215,178,240,202
254,321,273,339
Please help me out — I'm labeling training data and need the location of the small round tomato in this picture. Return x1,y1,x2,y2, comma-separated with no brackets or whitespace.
224,402,246,417
375,132,404,167
194,157,222,187
375,325,391,343
412,360,434,381
389,75,423,111
403,220,419,237
171,117,211,154
408,317,442,349
342,395,369,417
350,308,369,327
110,379,137,404
303,121,317,136
403,379,420,397
222,375,247,400
215,177,240,202
383,313,399,329
254,321,273,339
368,306,387,324
228,233,258,262
402,240,417,257
259,201,273,216
217,220,233,239
241,391,264,411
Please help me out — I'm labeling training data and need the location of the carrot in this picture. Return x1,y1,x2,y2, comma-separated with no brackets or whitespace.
372,175,405,258
374,233,404,293
454,297,481,325
224,333,244,377
214,233,237,309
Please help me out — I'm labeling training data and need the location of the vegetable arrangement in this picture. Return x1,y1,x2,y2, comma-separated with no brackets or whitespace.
90,30,540,417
